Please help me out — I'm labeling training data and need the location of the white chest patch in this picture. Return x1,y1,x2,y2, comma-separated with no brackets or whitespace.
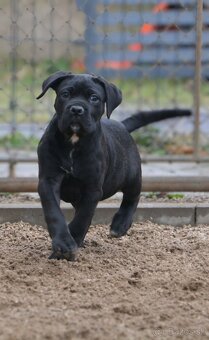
70,134,79,144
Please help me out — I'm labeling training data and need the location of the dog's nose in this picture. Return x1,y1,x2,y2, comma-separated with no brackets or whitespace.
70,105,84,116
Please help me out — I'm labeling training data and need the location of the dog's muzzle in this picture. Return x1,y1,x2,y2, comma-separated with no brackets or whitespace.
58,104,85,135
69,105,84,116
68,106,84,133
70,123,81,133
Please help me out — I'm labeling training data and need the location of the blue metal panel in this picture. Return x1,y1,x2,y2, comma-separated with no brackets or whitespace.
76,0,98,73
89,31,198,46
76,0,207,78
94,47,203,63
96,11,199,26
97,0,196,5
95,65,195,79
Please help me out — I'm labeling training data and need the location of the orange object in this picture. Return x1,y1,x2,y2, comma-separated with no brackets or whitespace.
128,43,143,52
153,2,169,13
140,23,156,34
96,60,133,69
72,60,85,72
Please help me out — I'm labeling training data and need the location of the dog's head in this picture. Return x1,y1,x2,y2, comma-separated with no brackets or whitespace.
37,71,122,139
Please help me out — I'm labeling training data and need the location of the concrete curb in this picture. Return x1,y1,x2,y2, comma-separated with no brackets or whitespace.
0,202,208,226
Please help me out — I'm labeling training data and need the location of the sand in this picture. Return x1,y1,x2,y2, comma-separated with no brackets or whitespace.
0,221,209,339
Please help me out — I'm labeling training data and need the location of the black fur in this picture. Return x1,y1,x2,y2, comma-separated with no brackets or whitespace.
37,71,191,260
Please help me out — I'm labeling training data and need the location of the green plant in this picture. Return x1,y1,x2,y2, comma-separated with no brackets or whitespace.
167,193,184,200
144,192,157,199
0,132,39,150
132,126,167,154
40,58,71,75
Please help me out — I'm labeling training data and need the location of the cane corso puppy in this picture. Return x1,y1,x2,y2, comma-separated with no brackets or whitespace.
37,71,191,260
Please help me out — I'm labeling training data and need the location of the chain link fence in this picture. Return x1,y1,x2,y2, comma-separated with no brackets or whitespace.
0,0,208,178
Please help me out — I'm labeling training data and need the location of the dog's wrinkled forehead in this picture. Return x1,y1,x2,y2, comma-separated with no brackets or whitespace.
57,74,105,99
37,71,122,118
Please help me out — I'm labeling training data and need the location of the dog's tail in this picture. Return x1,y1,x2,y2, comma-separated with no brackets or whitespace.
122,109,192,133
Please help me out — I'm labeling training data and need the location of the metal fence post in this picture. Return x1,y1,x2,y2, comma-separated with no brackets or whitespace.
76,0,97,74
29,0,37,136
10,0,18,135
193,0,203,160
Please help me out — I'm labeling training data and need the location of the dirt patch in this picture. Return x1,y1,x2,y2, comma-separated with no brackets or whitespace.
1,222,209,339
0,193,40,204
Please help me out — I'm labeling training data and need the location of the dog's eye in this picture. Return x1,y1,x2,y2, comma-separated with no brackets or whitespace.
61,91,69,99
90,94,100,103
60,91,69,99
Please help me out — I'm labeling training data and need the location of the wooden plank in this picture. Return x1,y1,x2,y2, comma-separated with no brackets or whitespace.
96,10,208,26
1,176,209,192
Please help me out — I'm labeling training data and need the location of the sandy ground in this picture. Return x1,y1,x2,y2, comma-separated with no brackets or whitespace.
1,221,209,339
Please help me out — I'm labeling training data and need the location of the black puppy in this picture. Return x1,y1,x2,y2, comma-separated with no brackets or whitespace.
37,71,191,260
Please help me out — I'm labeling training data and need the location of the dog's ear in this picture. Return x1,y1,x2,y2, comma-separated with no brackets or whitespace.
36,71,72,99
95,76,122,118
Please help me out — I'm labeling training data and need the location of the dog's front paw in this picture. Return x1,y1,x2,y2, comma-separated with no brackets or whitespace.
110,218,131,238
49,235,78,261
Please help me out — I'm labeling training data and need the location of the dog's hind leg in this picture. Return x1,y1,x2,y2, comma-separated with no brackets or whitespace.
110,181,141,237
